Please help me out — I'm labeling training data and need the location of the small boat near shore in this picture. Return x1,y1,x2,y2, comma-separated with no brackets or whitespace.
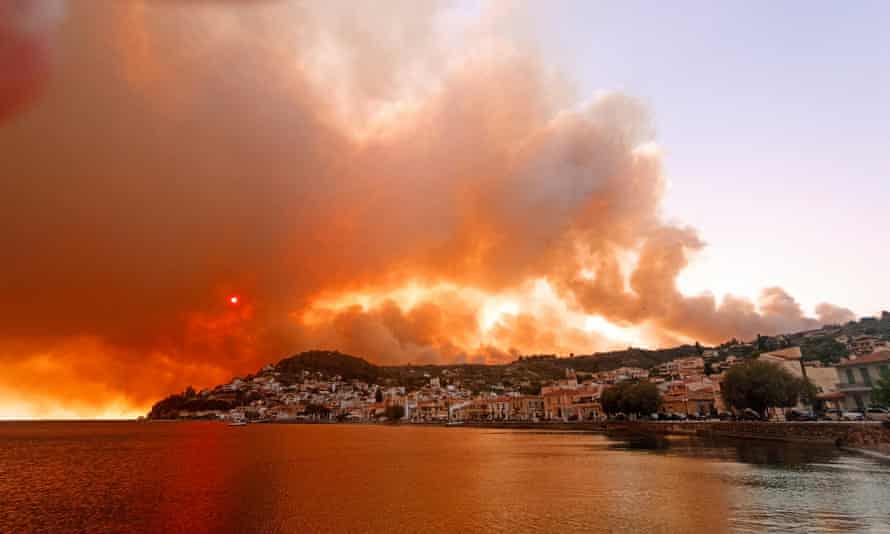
228,420,248,427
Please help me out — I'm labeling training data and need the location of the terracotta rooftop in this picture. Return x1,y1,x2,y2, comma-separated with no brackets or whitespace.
837,350,890,367
760,346,802,360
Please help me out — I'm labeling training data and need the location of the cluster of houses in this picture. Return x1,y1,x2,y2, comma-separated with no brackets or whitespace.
181,342,890,423
701,344,890,415
202,356,731,423
754,326,890,414
822,351,890,412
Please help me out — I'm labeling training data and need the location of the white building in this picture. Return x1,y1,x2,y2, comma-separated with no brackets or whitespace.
835,351,890,411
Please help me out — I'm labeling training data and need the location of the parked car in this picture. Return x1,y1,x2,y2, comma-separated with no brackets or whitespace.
787,409,817,422
841,411,865,421
865,407,890,421
737,408,762,421
819,409,843,421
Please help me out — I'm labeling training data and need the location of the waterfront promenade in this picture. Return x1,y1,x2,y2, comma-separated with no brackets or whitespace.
447,420,890,456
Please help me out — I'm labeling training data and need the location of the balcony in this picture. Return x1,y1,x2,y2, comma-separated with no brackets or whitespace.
837,382,873,393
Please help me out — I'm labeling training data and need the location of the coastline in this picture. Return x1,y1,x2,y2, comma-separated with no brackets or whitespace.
255,419,890,458
30,417,889,461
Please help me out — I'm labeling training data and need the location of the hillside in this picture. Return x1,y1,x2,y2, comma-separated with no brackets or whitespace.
735,311,890,365
147,312,890,418
270,344,702,391
275,350,382,382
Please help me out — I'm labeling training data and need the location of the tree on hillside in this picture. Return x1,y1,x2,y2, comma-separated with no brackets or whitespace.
802,337,849,365
147,386,207,419
626,382,662,415
871,375,890,407
148,392,188,419
375,388,384,403
799,379,820,411
601,387,622,416
721,360,805,417
385,404,406,422
602,382,662,417
275,350,380,382
756,334,767,351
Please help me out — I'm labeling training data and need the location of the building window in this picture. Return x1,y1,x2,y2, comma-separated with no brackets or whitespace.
860,368,872,386
846,369,855,384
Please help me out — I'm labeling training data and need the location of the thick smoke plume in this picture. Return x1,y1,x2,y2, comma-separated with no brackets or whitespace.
0,2,854,417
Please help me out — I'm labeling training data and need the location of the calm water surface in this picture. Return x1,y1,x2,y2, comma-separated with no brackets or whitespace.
1,422,889,533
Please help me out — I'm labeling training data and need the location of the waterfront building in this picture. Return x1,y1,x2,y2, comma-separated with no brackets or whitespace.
657,356,705,378
363,402,386,420
850,336,890,357
835,351,890,411
543,385,603,421
415,400,447,421
593,367,649,384
510,395,544,421
702,349,719,359
658,378,718,416
463,399,494,421
759,347,803,372
760,346,842,410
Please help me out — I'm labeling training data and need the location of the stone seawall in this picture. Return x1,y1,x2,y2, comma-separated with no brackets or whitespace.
455,420,890,455
606,421,890,450
258,419,890,456
460,421,608,432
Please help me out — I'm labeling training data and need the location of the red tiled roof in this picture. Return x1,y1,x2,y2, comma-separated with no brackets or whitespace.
837,351,890,367
687,391,716,401
816,392,845,400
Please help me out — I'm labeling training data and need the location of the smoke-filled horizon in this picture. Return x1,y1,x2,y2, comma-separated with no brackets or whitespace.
0,2,857,418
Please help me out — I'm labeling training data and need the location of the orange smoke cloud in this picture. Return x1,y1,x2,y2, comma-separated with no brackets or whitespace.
0,2,854,417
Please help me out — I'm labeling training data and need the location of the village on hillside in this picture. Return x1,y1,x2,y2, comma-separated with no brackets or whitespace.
148,312,890,424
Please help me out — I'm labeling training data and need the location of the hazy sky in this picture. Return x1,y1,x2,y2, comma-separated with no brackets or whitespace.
0,1,886,417
531,1,889,317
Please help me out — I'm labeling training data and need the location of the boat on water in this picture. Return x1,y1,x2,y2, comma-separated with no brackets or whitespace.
228,420,248,427
446,421,464,426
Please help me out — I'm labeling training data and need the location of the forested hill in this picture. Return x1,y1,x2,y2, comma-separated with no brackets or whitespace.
275,351,382,382
271,312,890,383
269,345,702,392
